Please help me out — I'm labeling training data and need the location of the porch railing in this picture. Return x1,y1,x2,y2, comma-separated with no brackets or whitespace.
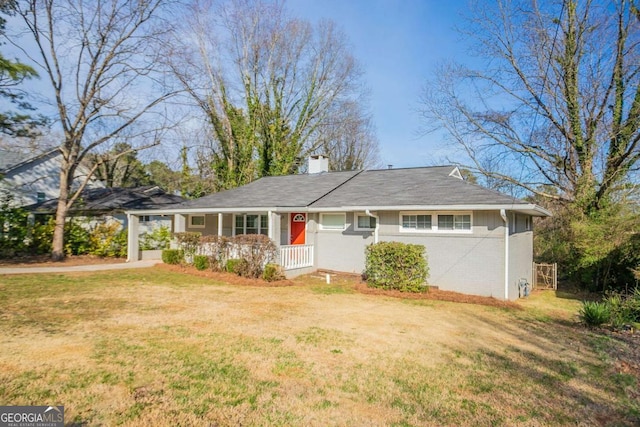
279,244,314,270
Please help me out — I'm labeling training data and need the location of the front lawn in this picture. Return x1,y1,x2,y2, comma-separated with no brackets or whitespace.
0,269,637,426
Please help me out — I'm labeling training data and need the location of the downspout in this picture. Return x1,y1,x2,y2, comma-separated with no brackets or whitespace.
500,209,509,300
365,209,379,243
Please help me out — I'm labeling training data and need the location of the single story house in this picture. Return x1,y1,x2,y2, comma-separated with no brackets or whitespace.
126,156,551,300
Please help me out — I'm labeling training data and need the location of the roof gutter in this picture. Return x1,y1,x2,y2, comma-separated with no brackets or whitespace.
307,204,552,216
365,209,379,243
500,209,509,300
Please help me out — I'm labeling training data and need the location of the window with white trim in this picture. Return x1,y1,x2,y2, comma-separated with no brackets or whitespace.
355,214,376,231
140,215,152,223
234,214,269,235
437,214,471,231
319,213,346,230
400,211,472,233
401,214,432,231
189,215,205,228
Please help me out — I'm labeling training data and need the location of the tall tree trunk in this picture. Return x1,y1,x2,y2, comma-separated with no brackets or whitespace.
51,168,71,261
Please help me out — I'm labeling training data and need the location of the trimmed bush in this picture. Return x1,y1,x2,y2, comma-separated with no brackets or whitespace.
364,241,429,293
193,255,209,271
579,301,611,327
226,258,245,274
200,235,230,271
162,249,183,265
173,232,201,263
263,263,285,282
231,234,278,278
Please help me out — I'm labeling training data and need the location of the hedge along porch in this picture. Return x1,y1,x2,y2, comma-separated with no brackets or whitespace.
126,158,551,300
127,209,316,277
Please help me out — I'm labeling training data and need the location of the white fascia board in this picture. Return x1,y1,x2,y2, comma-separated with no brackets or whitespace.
124,206,301,216
309,204,552,217
126,204,552,217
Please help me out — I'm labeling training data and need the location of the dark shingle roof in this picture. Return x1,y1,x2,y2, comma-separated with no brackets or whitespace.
310,166,524,208
29,186,184,213
179,170,360,209
128,165,548,215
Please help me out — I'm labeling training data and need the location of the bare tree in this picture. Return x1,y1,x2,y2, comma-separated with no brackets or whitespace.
320,100,381,171
419,0,640,214
7,0,179,260
169,0,376,189
90,141,150,188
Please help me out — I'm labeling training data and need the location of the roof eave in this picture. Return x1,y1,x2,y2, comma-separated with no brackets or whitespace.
125,206,293,215
308,204,552,216
126,203,552,217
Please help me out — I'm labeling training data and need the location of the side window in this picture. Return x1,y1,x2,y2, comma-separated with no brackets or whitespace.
356,215,376,230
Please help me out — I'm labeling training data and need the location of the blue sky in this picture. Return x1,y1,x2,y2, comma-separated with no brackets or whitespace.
5,1,470,169
289,0,469,168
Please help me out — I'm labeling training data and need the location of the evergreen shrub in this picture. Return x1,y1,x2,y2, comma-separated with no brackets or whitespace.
194,254,209,271
364,241,429,293
162,249,183,265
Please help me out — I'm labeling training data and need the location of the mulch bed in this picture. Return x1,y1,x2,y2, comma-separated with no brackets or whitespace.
160,264,523,309
156,263,296,287
353,282,523,309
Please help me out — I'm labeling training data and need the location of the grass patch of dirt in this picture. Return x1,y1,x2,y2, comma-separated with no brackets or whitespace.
0,268,638,426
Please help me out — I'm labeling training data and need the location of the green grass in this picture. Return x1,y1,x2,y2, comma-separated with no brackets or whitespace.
0,270,638,426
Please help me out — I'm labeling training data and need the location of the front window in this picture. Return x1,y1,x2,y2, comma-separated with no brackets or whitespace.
320,213,346,230
401,214,432,231
400,211,472,233
438,214,471,230
234,214,269,235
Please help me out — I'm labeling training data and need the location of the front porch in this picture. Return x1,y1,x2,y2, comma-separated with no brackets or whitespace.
126,211,315,275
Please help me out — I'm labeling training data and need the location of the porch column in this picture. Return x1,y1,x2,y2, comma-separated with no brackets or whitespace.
218,213,223,236
127,213,140,262
270,212,281,246
175,214,186,232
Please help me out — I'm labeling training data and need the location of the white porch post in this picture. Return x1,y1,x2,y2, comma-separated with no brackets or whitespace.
218,213,223,236
127,213,140,262
175,214,186,232
269,211,281,245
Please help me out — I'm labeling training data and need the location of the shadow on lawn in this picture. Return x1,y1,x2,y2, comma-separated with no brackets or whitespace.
455,309,640,426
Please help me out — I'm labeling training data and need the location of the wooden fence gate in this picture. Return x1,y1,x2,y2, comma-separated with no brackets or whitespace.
533,263,557,290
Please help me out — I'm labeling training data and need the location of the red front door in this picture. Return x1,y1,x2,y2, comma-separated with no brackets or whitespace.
290,213,306,245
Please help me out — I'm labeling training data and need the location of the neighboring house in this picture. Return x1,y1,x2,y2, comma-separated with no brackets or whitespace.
29,186,184,233
0,148,103,206
126,156,551,300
